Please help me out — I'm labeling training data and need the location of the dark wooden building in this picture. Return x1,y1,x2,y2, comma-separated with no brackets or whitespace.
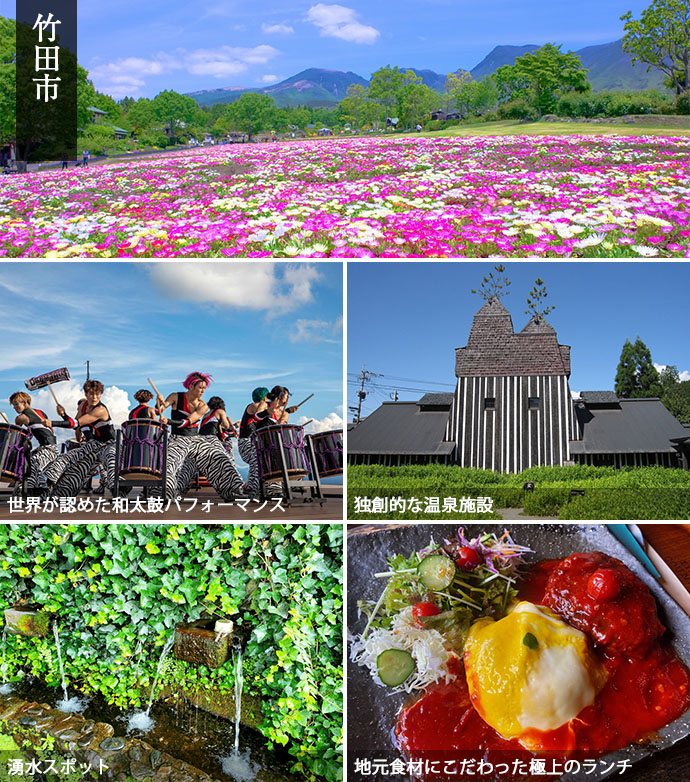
348,298,690,472
446,298,577,471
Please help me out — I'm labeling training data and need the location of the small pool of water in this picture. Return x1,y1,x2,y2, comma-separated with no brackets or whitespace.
8,677,299,782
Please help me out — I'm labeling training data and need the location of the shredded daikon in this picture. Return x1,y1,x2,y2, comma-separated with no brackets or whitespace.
349,606,458,694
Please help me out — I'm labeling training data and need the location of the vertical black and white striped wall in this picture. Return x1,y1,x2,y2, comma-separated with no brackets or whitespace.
445,375,578,473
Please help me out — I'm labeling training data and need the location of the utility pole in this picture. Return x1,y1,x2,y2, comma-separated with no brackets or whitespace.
354,367,381,424
390,390,398,402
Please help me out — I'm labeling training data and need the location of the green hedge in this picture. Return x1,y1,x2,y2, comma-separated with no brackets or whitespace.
348,464,690,519
0,524,343,782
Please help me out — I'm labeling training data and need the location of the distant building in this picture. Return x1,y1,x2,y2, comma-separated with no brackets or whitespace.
430,110,461,121
86,106,107,124
348,298,690,471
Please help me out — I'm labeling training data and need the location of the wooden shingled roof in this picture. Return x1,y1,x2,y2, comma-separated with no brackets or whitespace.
455,298,571,378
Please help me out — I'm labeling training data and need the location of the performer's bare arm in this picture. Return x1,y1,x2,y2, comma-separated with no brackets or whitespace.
56,403,107,426
217,409,236,434
187,401,208,424
158,392,176,413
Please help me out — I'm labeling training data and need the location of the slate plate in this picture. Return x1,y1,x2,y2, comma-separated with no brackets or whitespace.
347,524,690,781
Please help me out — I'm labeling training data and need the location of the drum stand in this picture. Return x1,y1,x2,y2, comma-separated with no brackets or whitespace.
0,438,28,501
113,428,168,502
260,434,324,506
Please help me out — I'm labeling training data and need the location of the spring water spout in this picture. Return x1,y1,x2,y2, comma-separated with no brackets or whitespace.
128,633,175,733
0,626,12,695
53,621,86,713
232,644,243,752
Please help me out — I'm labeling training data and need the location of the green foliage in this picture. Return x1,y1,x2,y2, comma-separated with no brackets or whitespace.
471,264,511,302
556,89,673,117
495,43,590,116
0,16,14,143
677,92,690,114
150,90,199,141
445,73,498,117
349,464,690,519
659,365,690,423
339,84,378,131
615,336,663,398
524,277,555,319
622,0,690,96
0,524,343,782
368,65,404,119
224,93,279,141
398,76,438,128
496,98,537,120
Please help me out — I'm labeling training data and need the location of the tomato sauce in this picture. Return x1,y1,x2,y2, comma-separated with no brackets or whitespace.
395,555,690,777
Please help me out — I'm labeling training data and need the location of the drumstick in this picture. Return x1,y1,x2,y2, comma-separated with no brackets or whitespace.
0,411,8,423
47,384,60,408
293,393,314,410
148,377,164,418
148,377,163,400
300,419,313,427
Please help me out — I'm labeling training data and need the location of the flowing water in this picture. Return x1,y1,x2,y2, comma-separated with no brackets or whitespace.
127,633,176,732
233,645,243,752
53,621,86,713
218,643,257,780
4,676,297,782
0,626,12,695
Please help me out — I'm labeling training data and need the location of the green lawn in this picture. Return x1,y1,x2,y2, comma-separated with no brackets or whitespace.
399,116,690,138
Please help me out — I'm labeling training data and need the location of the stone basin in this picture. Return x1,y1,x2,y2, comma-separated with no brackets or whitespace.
4,606,51,637
173,620,240,670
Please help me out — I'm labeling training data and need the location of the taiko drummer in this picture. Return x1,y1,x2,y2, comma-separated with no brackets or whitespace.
44,380,117,496
155,371,244,500
9,391,66,494
129,389,167,423
236,385,297,496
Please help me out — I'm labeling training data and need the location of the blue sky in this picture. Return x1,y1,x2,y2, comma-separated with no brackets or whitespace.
347,262,690,421
0,262,343,436
0,0,651,98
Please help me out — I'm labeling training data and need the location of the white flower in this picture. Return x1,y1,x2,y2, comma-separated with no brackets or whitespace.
574,233,605,248
632,245,659,257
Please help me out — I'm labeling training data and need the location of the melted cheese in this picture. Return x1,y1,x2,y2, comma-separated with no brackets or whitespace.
464,601,607,749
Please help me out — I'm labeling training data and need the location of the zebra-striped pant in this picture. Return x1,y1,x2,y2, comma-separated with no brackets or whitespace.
49,441,116,497
27,444,59,489
165,435,244,500
237,437,259,496
176,456,199,495
177,438,243,495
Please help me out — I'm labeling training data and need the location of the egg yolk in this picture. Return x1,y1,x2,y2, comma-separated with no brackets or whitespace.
464,601,607,751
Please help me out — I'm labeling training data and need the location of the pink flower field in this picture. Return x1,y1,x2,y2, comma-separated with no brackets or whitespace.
2,135,690,258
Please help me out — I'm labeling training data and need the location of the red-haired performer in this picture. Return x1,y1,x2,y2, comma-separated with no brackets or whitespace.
178,396,243,495
10,391,61,491
45,380,117,496
156,372,244,500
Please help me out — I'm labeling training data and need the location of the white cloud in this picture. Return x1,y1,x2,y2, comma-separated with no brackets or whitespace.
202,2,237,18
260,74,281,84
306,4,380,44
262,23,294,35
290,318,341,343
90,45,280,96
0,340,77,372
148,263,320,314
30,381,132,446
654,363,690,382
295,411,343,434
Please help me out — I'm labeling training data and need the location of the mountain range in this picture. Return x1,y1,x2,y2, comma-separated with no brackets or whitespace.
188,39,667,109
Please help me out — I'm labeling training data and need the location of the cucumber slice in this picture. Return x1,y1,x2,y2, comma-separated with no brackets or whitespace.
418,554,456,591
377,649,416,686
